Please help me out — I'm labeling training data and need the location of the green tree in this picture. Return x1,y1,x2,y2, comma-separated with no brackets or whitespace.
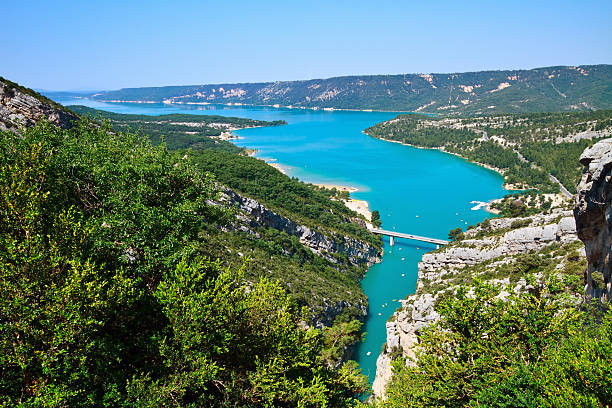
0,121,369,407
371,210,382,227
447,227,463,241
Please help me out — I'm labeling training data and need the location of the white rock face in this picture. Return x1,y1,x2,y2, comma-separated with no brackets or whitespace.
222,188,381,267
575,137,612,303
0,79,79,131
420,212,576,274
372,209,579,400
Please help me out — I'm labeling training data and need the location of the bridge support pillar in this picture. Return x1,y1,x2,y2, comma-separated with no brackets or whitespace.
390,236,394,247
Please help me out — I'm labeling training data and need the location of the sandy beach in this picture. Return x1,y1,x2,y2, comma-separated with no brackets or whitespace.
261,160,373,223
267,162,288,175
344,198,372,222
314,183,372,223
314,183,359,193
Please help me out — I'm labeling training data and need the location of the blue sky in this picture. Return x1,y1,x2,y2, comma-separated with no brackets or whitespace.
2,0,611,90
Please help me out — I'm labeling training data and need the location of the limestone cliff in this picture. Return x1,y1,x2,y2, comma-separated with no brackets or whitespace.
372,209,580,399
0,77,79,132
223,187,380,267
574,138,612,304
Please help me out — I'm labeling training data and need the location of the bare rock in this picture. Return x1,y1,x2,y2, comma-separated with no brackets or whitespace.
0,78,79,132
574,138,612,304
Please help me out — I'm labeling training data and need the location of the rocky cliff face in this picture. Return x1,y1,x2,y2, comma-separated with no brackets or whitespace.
223,187,381,267
372,209,580,399
574,138,612,304
0,78,79,132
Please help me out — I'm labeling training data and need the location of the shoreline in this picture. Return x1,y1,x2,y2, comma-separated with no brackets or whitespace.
314,184,373,224
248,149,373,222
267,162,288,175
93,99,419,114
374,136,533,192
313,183,359,193
376,136,508,181
372,136,527,214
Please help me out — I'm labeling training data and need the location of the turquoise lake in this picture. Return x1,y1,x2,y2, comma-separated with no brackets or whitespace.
49,97,509,385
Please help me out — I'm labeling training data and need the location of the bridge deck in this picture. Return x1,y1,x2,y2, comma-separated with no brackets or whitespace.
369,228,449,246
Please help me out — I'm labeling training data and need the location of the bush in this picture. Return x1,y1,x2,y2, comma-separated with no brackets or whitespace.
379,280,612,407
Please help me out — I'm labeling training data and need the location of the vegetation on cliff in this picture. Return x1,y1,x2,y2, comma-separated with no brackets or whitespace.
0,121,369,406
379,280,611,408
376,202,612,405
189,150,378,247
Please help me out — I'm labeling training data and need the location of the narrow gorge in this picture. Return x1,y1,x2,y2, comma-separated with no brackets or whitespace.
373,137,612,400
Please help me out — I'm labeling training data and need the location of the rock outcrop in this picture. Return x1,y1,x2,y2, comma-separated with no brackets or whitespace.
223,187,381,267
0,77,79,132
575,138,612,304
372,209,580,399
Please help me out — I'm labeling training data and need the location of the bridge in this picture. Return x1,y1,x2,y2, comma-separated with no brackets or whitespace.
369,228,449,248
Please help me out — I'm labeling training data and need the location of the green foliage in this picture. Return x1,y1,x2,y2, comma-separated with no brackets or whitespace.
198,228,368,323
371,210,382,227
0,121,368,406
510,218,532,229
491,193,545,218
521,139,595,193
448,227,463,241
69,106,377,324
189,149,379,247
321,320,365,368
380,280,612,408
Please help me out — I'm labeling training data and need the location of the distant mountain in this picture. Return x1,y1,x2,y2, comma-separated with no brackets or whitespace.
91,65,612,114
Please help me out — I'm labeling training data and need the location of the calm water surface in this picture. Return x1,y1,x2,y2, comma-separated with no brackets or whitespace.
51,97,508,384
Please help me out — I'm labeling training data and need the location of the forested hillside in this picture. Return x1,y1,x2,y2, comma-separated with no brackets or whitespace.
0,120,374,406
70,105,286,151
365,110,612,194
64,106,381,325
91,65,612,114
0,79,385,406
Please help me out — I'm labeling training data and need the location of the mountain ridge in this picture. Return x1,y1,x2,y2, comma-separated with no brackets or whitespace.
90,64,612,114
